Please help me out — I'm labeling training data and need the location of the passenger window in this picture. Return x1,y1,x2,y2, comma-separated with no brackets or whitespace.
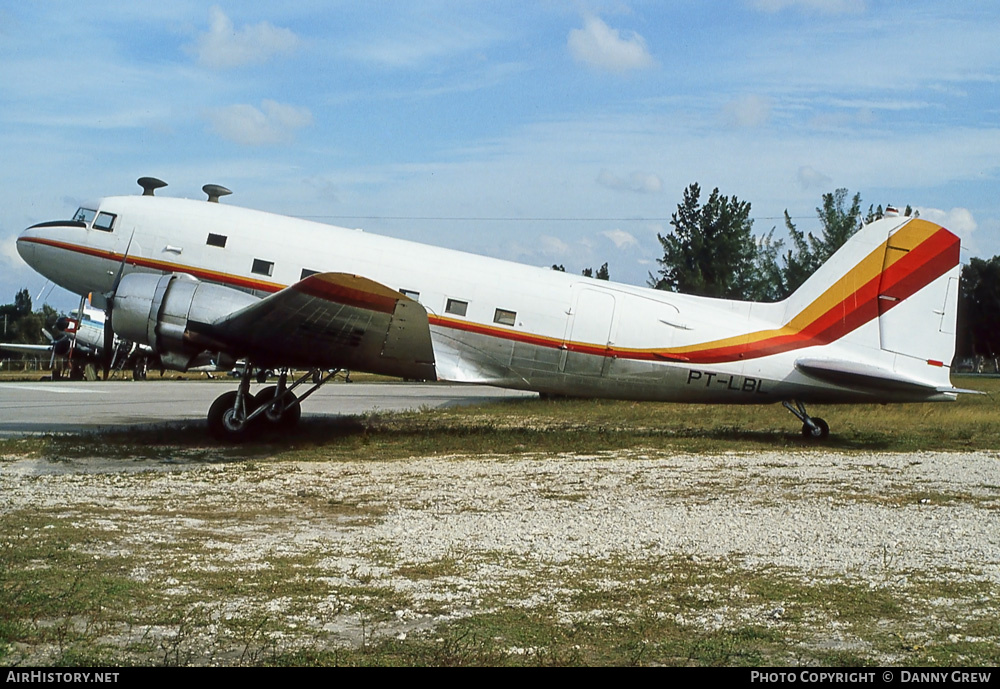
93,212,116,232
300,268,319,279
252,259,274,276
207,233,227,248
400,288,420,301
445,298,468,317
493,308,516,326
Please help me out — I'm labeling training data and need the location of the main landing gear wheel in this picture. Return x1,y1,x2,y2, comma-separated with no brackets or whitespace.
801,417,829,440
208,391,260,442
254,385,301,429
207,365,338,442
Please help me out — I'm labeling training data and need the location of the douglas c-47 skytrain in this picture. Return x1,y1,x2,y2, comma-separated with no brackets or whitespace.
16,177,968,440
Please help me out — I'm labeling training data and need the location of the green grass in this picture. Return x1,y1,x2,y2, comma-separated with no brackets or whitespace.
1,376,998,666
1,377,997,463
258,557,1000,666
3,505,998,666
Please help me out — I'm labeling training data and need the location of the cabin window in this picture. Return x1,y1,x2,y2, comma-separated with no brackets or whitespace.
93,212,116,232
207,233,227,248
251,258,274,277
73,208,97,225
400,288,420,301
493,308,516,326
300,268,319,279
445,298,468,317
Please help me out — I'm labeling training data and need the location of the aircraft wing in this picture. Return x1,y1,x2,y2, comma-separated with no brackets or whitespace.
0,342,53,355
198,272,437,380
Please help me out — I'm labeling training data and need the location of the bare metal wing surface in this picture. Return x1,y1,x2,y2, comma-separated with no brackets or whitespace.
204,272,436,380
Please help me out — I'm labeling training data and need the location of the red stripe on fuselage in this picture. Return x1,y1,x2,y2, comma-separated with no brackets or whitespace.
671,228,959,364
18,236,285,294
21,227,959,366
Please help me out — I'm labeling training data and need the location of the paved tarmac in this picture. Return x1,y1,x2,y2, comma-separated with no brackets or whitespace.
0,380,534,436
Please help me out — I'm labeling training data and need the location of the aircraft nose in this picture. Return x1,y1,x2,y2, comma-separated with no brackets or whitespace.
16,228,37,266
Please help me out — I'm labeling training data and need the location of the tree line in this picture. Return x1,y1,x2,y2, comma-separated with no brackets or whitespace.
648,183,913,302
567,182,997,360
0,289,59,354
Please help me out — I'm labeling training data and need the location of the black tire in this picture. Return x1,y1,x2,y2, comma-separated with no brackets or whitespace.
801,417,830,440
208,391,260,442
254,385,301,429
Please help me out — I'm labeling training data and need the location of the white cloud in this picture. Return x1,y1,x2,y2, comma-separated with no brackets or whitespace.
207,100,312,146
749,0,865,14
797,165,832,190
601,229,639,249
568,16,654,73
723,94,773,128
539,235,570,255
915,206,977,245
344,19,502,69
596,168,662,193
192,7,298,69
0,232,24,270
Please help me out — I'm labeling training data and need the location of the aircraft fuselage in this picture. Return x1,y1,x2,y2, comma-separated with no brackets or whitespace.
17,191,961,408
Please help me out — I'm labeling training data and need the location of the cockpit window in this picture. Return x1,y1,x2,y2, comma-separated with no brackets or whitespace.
73,208,97,225
93,212,116,232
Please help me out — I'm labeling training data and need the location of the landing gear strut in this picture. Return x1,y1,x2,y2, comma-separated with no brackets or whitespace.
782,400,829,440
207,364,340,441
207,361,259,441
254,370,301,430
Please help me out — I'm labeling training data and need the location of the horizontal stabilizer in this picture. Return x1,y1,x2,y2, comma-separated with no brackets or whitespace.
795,357,941,393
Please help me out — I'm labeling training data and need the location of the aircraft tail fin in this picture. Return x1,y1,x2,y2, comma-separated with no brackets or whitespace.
781,216,961,389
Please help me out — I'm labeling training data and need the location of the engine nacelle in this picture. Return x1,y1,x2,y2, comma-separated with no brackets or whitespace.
112,273,260,370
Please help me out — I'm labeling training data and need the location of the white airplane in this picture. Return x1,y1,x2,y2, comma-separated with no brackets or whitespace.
0,303,118,378
16,177,966,440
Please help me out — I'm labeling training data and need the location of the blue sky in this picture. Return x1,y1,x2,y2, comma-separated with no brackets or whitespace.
2,1,998,311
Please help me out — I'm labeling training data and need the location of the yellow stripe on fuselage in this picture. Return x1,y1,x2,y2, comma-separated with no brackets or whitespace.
656,219,939,357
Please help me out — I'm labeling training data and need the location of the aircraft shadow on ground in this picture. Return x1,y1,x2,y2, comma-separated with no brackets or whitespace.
28,409,894,464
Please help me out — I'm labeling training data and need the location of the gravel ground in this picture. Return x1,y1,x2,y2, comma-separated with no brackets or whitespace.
2,449,998,663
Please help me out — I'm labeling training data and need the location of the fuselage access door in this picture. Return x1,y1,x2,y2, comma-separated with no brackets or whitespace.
559,285,617,377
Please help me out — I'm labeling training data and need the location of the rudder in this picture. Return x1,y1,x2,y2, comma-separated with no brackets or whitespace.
781,216,961,386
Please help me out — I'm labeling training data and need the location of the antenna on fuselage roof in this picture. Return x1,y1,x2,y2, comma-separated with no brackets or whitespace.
202,184,232,203
137,177,168,196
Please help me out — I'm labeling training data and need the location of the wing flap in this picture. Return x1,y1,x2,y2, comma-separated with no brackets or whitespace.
204,273,436,379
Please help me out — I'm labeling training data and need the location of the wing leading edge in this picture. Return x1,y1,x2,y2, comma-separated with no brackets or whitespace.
201,272,437,380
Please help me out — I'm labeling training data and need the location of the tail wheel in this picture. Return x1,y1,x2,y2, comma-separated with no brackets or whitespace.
801,417,830,440
254,385,301,429
208,391,260,441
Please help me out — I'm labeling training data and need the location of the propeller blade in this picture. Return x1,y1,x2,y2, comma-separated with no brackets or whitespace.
109,231,135,296
53,336,71,357
103,311,114,380
68,294,85,363
103,232,134,380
